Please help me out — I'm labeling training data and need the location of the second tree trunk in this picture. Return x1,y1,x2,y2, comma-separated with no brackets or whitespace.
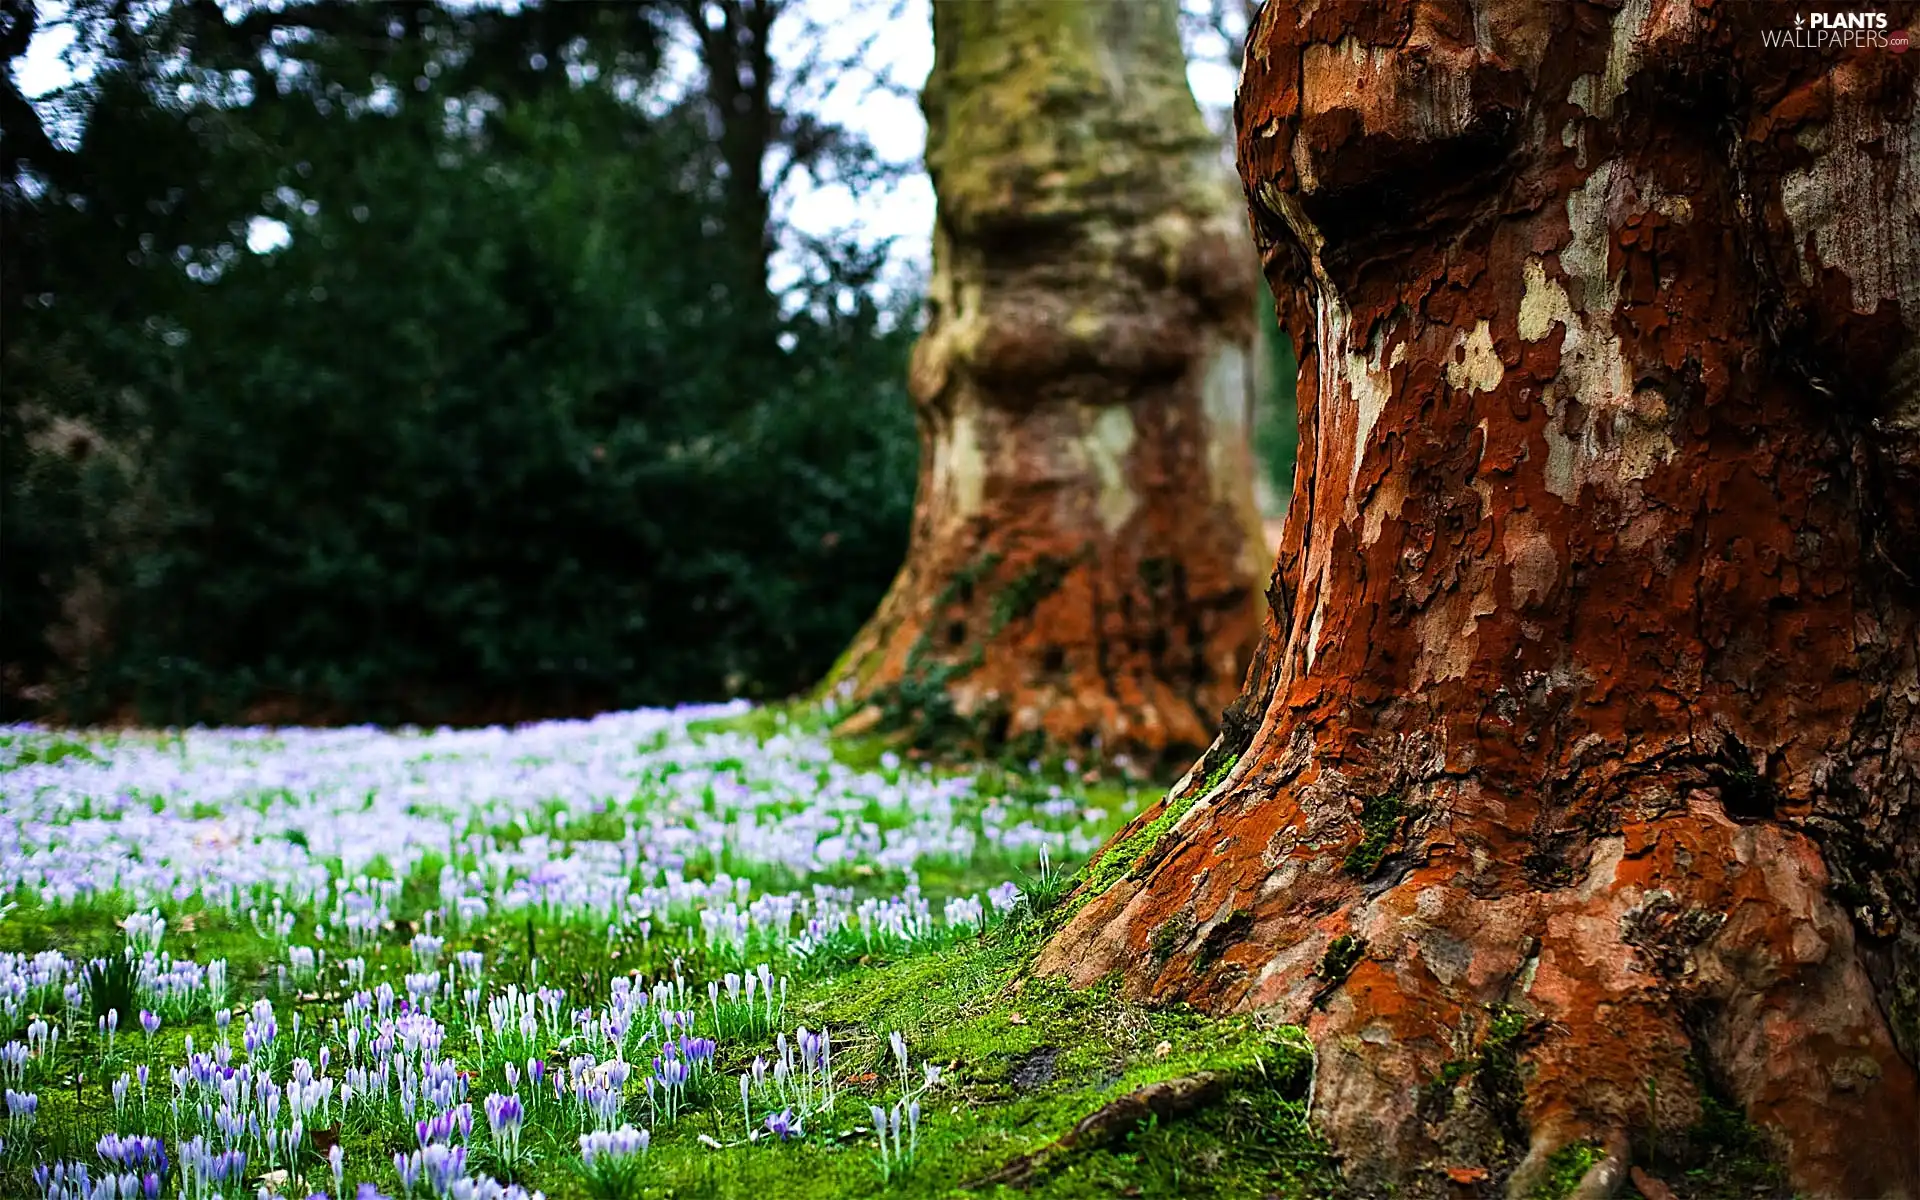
831,0,1269,770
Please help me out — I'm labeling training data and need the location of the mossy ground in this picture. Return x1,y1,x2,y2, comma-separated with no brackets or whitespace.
612,930,1340,1199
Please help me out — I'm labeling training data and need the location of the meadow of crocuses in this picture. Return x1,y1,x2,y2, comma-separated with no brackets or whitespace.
0,704,1161,1200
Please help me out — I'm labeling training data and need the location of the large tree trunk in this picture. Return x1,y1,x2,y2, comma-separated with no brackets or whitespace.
1040,2,1919,1196
831,0,1268,769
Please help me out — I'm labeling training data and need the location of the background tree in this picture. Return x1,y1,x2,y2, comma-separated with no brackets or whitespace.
1041,2,1919,1196
1178,0,1298,529
665,0,910,338
830,0,1268,771
1,0,918,723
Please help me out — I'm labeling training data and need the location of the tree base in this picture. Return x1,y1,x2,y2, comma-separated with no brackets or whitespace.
832,530,1263,771
1039,766,1919,1197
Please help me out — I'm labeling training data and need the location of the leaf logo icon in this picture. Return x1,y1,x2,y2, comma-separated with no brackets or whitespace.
1795,12,1805,26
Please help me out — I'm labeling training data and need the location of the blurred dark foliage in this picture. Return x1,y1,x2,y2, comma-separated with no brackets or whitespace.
1,0,919,724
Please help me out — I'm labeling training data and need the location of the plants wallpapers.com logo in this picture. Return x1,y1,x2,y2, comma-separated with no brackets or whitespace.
1762,10,1910,50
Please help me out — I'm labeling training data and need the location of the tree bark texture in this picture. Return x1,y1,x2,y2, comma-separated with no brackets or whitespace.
832,0,1269,769
1039,1,1920,1195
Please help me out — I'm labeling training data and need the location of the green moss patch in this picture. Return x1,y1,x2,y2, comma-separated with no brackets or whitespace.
986,555,1074,638
1340,792,1404,878
1310,935,1366,1009
1083,752,1238,895
1527,1142,1604,1200
1630,1057,1792,1199
464,926,1340,1199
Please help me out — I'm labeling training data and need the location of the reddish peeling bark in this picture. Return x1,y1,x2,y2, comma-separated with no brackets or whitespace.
1040,1,1920,1195
828,0,1268,770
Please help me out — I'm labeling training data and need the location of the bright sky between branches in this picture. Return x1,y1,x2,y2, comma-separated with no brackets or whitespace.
9,0,1242,298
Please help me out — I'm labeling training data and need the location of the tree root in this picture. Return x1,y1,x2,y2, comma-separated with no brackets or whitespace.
962,1071,1226,1190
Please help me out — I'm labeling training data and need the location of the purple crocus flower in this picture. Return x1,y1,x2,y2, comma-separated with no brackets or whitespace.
764,1107,802,1141
393,1149,421,1195
483,1092,523,1138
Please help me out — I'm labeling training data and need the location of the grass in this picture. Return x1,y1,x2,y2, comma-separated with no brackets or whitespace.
0,896,1339,1200
0,713,1341,1199
0,715,1800,1200
0,731,103,769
